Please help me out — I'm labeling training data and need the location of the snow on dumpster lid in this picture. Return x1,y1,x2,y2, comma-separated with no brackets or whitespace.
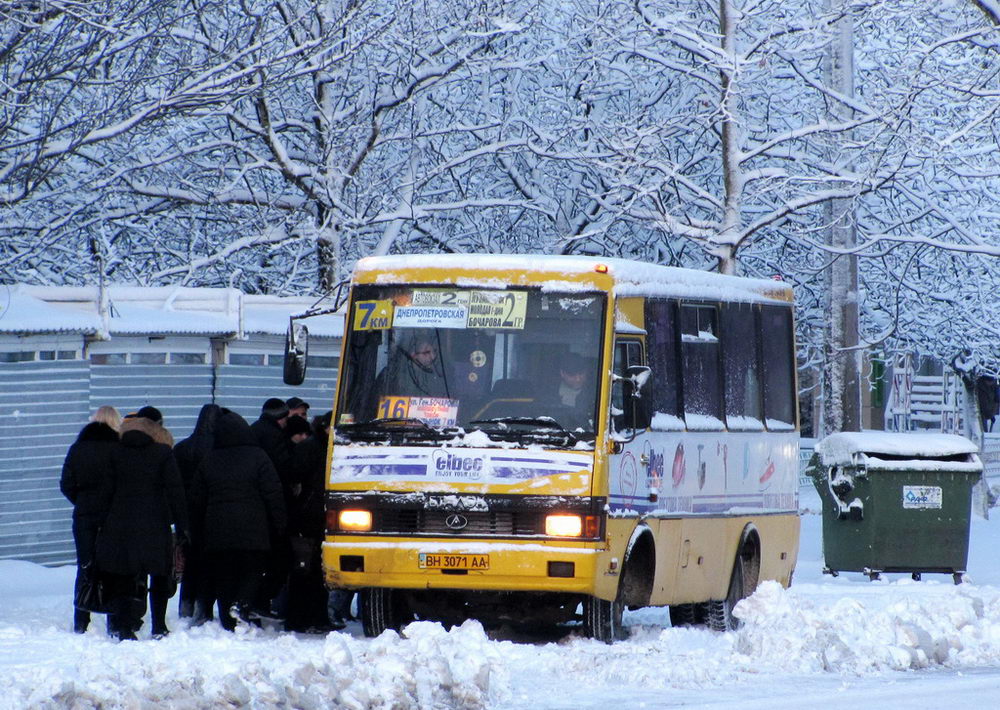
815,432,979,467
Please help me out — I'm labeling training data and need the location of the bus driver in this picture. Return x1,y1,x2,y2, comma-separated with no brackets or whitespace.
391,335,449,398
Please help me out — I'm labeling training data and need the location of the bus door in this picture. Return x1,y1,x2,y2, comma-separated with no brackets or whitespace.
608,336,654,511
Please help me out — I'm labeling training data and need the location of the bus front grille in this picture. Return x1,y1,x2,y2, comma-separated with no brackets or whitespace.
379,509,542,537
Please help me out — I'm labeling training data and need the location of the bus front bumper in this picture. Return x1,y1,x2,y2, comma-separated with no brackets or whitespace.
322,538,607,595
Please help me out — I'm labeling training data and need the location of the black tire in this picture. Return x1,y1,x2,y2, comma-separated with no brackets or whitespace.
668,602,706,627
707,552,748,632
583,593,625,643
359,587,411,637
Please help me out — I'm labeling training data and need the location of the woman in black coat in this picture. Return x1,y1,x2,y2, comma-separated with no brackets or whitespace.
95,416,189,640
192,409,286,631
60,406,121,634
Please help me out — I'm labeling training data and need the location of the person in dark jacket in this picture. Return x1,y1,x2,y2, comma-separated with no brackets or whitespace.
285,411,338,632
60,406,121,634
250,398,291,474
95,416,189,640
132,406,180,637
250,397,295,618
172,403,222,620
192,409,287,631
976,375,999,433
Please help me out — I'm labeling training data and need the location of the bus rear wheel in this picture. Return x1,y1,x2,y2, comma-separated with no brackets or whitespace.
707,546,757,632
359,587,411,637
668,603,706,627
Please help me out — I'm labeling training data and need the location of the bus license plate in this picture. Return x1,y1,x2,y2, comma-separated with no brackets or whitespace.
418,553,489,570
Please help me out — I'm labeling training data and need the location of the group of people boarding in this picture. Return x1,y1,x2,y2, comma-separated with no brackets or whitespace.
60,397,349,641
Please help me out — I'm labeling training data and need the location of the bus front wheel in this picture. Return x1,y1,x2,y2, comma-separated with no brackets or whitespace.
359,587,411,637
583,593,625,643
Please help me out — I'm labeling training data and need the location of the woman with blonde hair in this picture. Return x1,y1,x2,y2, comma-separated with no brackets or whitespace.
60,406,122,633
91,405,122,431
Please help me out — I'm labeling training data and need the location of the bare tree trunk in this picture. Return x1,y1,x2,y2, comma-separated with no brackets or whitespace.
317,206,340,293
821,0,862,434
717,0,741,276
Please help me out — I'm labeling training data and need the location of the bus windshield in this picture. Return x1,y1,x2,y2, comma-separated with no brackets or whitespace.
335,285,605,447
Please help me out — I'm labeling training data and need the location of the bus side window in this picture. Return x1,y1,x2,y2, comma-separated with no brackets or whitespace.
760,305,796,429
645,299,682,429
720,302,763,429
680,303,723,427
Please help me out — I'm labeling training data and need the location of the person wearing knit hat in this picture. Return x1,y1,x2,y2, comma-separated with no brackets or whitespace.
136,406,163,423
286,397,310,420
260,398,289,422
285,414,312,443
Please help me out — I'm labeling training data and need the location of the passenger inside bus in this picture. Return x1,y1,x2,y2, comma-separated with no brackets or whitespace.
555,353,588,408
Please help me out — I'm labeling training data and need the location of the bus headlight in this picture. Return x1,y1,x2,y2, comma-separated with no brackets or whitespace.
545,514,583,537
338,509,373,532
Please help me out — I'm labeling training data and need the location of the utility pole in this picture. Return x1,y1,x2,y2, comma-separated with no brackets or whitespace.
821,0,862,434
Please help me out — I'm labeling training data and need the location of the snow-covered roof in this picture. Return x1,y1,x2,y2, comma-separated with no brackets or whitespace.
815,431,980,467
355,254,791,304
0,286,101,334
243,295,344,338
0,285,344,338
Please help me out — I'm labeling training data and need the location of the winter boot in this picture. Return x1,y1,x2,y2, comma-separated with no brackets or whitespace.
73,609,90,634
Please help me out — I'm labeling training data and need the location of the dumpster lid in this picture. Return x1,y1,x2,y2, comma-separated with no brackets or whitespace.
815,432,980,468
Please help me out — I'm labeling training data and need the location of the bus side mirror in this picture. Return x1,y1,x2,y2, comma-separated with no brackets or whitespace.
626,365,651,394
625,365,653,430
283,320,309,385
612,366,653,439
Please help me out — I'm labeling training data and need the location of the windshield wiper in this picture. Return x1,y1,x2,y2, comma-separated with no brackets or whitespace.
337,417,457,442
468,416,583,445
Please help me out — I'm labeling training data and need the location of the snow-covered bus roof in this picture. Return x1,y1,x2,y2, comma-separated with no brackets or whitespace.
0,285,344,338
355,254,792,304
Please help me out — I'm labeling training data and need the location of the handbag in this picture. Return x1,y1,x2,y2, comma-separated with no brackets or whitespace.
289,536,319,575
75,562,109,613
173,539,186,580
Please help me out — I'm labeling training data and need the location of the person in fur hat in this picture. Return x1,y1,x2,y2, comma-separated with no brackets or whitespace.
94,416,189,640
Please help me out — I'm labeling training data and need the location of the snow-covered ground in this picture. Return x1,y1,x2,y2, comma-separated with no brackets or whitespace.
4,487,1000,709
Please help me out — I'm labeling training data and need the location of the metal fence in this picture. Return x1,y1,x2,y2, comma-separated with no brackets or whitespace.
0,361,90,565
0,360,339,565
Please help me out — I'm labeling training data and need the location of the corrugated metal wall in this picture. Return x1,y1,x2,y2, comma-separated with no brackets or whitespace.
89,364,215,441
0,359,338,565
214,365,339,424
0,361,90,566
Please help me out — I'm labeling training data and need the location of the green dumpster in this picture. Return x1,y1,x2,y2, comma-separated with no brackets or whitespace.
806,432,982,582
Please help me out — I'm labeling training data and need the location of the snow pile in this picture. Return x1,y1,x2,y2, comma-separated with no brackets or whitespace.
734,580,1000,674
499,626,739,694
2,619,506,710
10,510,1000,707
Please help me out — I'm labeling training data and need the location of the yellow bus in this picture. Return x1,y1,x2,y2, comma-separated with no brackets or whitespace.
303,254,799,641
